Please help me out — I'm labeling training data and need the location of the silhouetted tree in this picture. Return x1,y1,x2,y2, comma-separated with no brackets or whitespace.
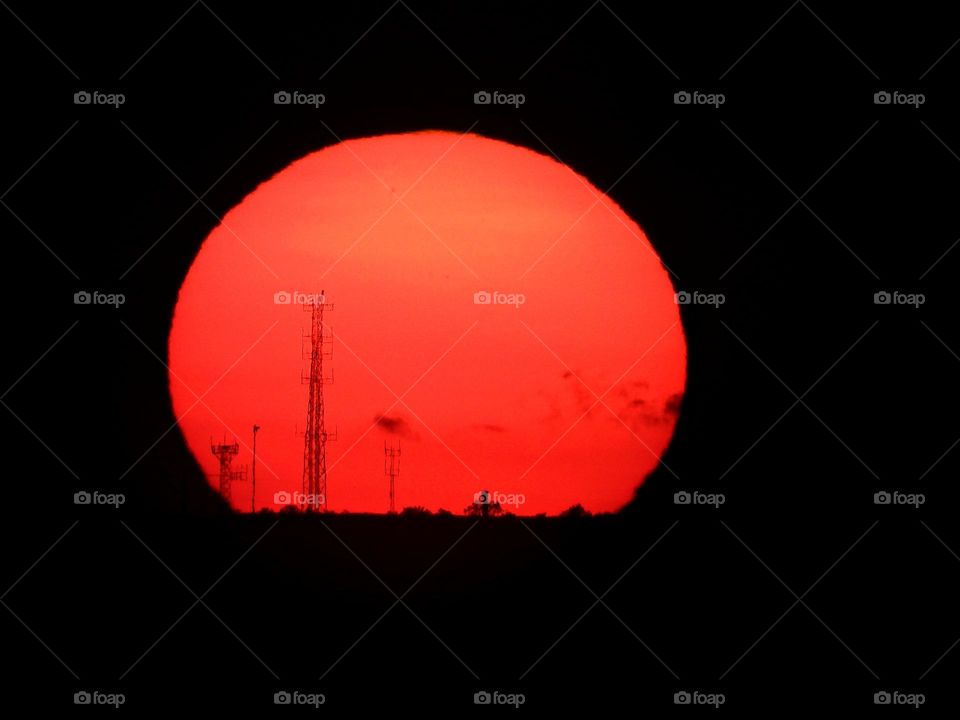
400,505,432,516
560,503,591,518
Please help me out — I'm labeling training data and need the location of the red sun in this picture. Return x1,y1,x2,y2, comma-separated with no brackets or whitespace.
168,130,686,515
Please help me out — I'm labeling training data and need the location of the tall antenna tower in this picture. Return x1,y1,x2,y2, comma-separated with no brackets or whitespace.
301,291,334,512
210,438,246,505
385,441,401,513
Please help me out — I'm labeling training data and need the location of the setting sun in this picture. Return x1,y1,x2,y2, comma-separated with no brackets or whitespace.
168,131,686,515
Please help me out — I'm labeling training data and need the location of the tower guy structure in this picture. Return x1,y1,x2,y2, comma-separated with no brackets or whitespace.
251,424,260,513
385,441,401,513
301,291,334,511
211,438,246,505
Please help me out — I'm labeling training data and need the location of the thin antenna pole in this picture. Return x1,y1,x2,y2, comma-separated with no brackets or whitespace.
251,424,260,513
385,441,401,513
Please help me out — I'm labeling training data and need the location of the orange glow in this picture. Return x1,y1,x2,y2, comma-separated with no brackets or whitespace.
168,131,686,515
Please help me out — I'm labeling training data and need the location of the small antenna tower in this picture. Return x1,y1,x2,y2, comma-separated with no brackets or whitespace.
210,437,246,505
385,441,401,514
